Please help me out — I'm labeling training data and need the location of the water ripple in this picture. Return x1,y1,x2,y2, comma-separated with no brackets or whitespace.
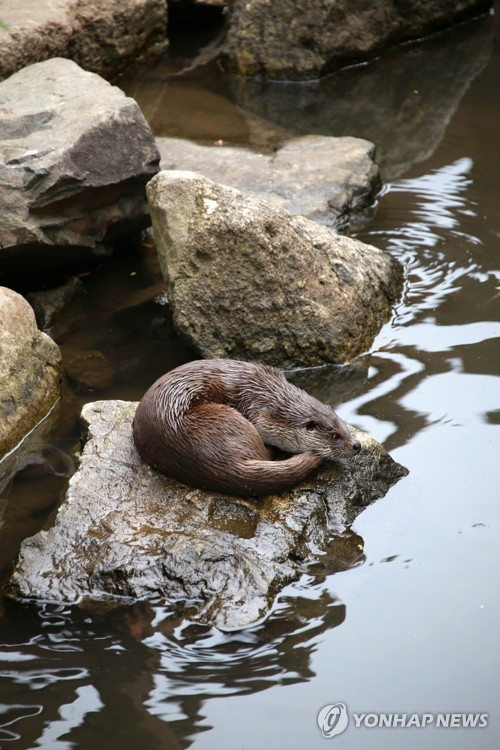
359,157,489,327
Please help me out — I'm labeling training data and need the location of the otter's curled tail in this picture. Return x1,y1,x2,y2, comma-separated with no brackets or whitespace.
197,453,322,497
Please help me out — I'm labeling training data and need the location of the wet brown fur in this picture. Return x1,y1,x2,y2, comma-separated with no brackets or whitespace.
132,359,361,496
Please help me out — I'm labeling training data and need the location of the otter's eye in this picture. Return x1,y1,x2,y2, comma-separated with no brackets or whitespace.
332,432,340,441
306,421,317,431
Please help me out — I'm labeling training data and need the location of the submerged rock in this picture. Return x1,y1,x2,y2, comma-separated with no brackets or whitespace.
0,0,168,82
157,135,380,231
6,399,408,630
61,348,115,392
0,58,160,272
221,0,492,80
0,287,62,467
146,170,403,368
27,277,87,333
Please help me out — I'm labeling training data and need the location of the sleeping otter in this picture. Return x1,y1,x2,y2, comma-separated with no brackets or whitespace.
132,359,361,496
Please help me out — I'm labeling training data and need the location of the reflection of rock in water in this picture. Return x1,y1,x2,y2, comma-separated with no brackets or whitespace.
307,531,366,579
0,589,344,748
226,16,493,179
285,357,370,408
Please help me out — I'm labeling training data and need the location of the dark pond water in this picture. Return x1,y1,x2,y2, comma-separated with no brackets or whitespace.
1,8,500,749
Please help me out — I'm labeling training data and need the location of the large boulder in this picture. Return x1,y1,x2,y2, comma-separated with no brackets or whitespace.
157,135,381,231
0,58,160,272
146,171,404,368
0,287,63,469
6,399,408,630
221,0,492,80
0,0,168,82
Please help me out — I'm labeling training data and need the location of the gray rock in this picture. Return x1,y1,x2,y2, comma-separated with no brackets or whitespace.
182,1,229,5
0,58,160,272
146,171,404,368
6,399,408,630
157,135,381,231
0,0,168,82
221,0,491,80
0,287,62,465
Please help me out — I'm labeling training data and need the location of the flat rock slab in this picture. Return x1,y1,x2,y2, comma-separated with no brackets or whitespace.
147,170,404,368
0,58,160,271
157,135,381,230
7,400,407,630
0,287,62,481
0,0,168,82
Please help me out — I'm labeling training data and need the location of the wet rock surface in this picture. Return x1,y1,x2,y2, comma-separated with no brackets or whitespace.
0,58,160,272
0,0,168,82
6,399,408,630
221,0,491,80
147,170,403,368
157,135,380,230
0,287,63,464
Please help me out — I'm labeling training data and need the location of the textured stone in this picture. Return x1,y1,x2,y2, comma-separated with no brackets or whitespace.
221,0,492,80
6,399,408,630
0,58,160,271
157,135,380,231
0,0,168,82
0,287,63,463
146,171,403,368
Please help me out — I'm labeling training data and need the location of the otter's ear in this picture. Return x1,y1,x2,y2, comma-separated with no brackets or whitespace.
305,420,318,431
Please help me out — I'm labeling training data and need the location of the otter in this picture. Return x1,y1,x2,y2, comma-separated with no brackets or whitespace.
132,359,361,497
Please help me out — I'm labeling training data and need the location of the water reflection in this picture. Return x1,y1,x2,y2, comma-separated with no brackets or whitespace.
0,704,43,743
0,579,348,748
388,157,476,244
224,15,493,178
362,157,482,325
344,141,500,455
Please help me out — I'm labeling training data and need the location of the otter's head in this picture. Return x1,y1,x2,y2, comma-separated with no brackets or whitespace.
295,412,361,460
254,398,361,460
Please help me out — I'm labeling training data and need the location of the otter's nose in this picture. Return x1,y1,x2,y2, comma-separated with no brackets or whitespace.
352,441,361,454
